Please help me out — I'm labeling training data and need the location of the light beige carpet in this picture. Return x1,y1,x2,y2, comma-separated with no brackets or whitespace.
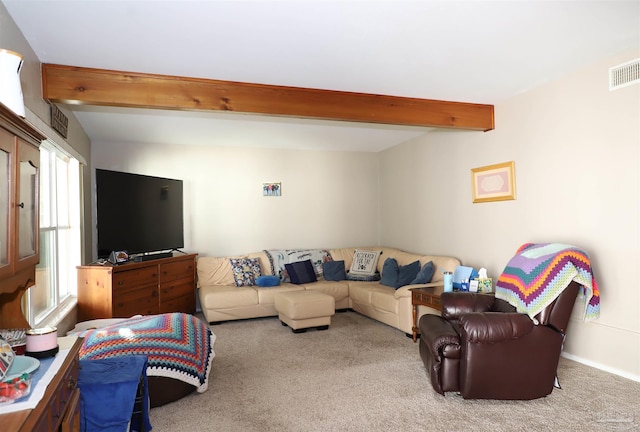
150,312,639,431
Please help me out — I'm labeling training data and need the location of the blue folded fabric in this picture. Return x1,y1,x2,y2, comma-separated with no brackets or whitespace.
78,356,151,432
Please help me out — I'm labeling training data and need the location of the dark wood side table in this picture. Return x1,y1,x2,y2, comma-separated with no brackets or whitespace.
411,286,444,342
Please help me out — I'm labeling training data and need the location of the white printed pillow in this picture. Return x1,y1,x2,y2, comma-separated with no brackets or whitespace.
349,249,382,276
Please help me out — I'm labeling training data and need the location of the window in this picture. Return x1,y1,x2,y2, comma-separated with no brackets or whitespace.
24,141,81,327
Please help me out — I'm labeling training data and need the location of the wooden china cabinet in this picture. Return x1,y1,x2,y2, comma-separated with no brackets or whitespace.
0,102,81,431
0,102,44,329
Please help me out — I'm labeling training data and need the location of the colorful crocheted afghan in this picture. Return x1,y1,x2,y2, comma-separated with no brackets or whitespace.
496,243,600,322
79,313,215,392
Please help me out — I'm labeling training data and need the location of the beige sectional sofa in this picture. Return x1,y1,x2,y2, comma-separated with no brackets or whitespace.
197,247,461,335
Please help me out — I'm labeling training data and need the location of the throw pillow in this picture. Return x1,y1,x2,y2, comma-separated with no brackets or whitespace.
349,249,382,276
323,260,347,281
379,257,399,288
255,275,281,287
229,258,262,287
285,260,318,285
397,260,421,288
410,261,435,285
264,249,332,282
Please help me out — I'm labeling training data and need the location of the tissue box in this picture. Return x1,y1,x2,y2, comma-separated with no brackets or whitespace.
477,278,493,293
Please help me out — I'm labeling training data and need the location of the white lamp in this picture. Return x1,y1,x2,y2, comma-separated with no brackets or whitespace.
0,49,25,117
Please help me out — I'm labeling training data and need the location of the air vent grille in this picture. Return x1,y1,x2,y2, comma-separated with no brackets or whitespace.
609,58,640,91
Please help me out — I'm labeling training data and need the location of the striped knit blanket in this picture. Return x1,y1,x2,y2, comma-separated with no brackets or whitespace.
496,243,600,322
79,313,215,392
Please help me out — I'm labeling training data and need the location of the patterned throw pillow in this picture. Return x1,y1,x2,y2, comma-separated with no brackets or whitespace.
229,258,262,287
349,249,382,276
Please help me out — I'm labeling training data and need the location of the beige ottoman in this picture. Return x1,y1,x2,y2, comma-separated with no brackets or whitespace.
274,291,335,333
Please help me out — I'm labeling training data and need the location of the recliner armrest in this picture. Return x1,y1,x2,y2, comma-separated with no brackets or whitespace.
460,312,534,343
420,315,461,357
441,293,496,320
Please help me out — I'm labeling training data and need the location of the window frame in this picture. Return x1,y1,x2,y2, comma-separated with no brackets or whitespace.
23,140,82,327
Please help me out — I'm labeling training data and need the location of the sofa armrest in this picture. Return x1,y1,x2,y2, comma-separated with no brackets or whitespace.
441,292,495,320
459,312,534,343
394,282,442,299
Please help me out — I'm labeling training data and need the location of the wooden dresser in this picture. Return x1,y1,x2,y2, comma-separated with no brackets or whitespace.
0,338,82,432
77,253,197,321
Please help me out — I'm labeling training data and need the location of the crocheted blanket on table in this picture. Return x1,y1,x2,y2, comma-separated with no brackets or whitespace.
496,243,600,322
79,313,215,392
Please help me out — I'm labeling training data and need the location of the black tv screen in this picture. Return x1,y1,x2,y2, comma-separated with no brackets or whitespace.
96,169,184,258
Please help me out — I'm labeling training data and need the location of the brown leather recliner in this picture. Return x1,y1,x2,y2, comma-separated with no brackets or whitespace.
418,281,580,400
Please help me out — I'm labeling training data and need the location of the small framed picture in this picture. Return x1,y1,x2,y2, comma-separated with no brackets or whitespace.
263,182,281,196
471,161,516,203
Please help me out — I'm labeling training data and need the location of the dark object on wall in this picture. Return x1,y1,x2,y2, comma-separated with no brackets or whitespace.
96,169,184,259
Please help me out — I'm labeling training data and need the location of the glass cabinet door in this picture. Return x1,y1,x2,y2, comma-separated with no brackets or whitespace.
0,128,13,276
16,139,39,268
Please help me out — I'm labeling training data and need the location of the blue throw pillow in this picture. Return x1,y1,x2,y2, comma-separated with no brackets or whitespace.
323,260,347,281
380,258,399,288
285,260,317,285
397,260,420,288
255,275,281,287
410,261,435,285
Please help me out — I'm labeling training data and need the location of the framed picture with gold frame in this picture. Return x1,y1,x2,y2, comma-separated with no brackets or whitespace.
471,161,516,203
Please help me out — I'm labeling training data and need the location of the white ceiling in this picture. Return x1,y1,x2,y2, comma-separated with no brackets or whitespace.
4,0,640,152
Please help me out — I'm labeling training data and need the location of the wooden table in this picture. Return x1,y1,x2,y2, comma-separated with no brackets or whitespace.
0,337,82,431
411,285,444,342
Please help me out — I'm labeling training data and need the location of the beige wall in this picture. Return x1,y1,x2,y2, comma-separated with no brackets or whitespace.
379,49,640,380
91,141,381,257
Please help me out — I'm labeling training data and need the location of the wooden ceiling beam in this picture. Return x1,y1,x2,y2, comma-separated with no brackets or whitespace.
42,63,494,131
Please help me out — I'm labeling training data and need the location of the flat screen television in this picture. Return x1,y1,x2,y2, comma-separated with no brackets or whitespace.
96,169,184,259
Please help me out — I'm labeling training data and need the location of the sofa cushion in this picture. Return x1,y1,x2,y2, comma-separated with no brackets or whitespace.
199,285,258,309
255,275,281,287
397,260,421,288
256,285,305,305
285,260,318,285
323,260,347,281
303,281,350,303
411,261,435,284
229,258,262,287
348,282,376,306
349,249,382,276
380,258,399,288
371,287,399,314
